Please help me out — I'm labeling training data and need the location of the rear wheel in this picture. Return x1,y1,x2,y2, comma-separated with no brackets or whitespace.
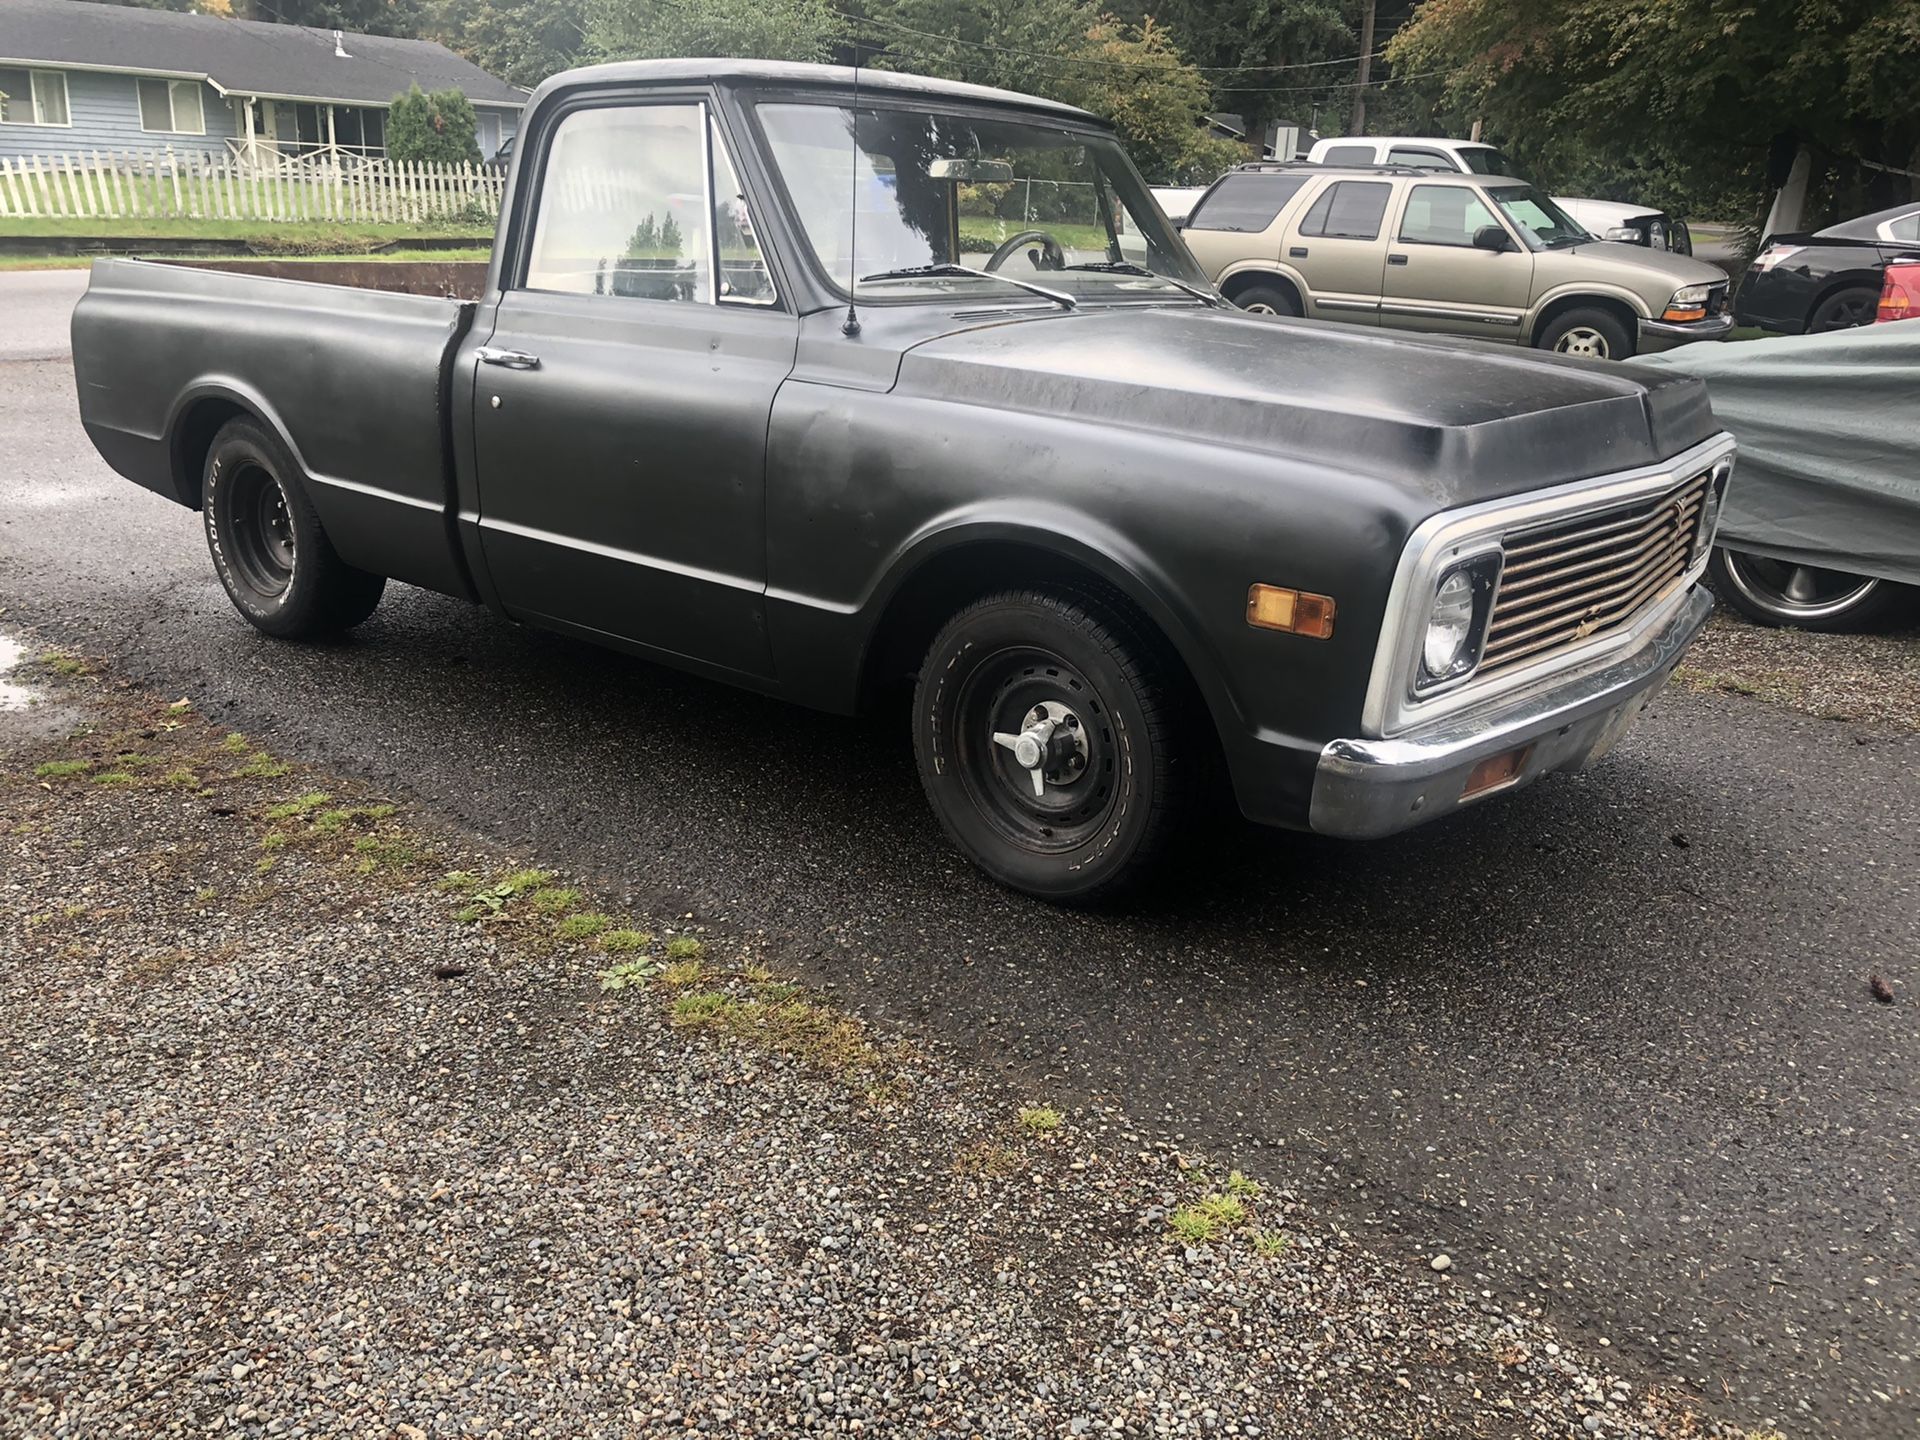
1806,285,1878,333
1233,283,1302,318
912,586,1194,902
1536,306,1635,360
203,417,385,639
1707,546,1911,631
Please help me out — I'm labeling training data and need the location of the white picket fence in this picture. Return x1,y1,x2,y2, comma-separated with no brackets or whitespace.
0,149,504,225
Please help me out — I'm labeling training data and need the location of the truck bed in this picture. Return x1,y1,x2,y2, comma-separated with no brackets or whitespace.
72,258,479,601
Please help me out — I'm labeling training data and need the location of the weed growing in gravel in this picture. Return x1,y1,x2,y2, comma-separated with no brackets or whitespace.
1169,1189,1253,1246
34,760,90,779
1018,1105,1064,1133
598,958,659,992
234,752,290,779
1223,1170,1263,1201
500,868,554,893
260,832,289,851
193,887,217,904
439,869,481,893
658,959,705,987
162,768,198,788
114,753,155,770
91,770,137,786
531,887,580,914
955,1140,1023,1179
1251,1229,1289,1257
265,792,332,820
598,929,651,953
220,733,251,754
556,911,611,939
664,936,706,961
42,652,88,675
672,990,735,1027
351,832,427,873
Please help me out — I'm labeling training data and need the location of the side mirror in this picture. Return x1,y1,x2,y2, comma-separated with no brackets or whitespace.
1472,224,1514,253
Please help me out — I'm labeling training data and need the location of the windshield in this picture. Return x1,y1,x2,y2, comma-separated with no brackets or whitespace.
756,101,1209,303
1485,185,1590,249
1461,147,1523,178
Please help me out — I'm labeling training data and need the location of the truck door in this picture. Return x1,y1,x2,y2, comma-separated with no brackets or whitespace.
1378,182,1533,341
1285,179,1391,326
469,97,796,682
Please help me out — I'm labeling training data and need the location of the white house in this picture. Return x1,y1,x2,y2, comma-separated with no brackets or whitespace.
0,0,527,166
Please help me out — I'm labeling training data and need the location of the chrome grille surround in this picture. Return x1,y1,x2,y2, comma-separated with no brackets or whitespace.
1362,433,1736,740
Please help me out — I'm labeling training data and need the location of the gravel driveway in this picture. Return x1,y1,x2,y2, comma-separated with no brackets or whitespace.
1,657,1758,1439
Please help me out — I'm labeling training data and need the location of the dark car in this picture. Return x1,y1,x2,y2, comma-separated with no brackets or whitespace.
1734,201,1920,333
70,59,1735,902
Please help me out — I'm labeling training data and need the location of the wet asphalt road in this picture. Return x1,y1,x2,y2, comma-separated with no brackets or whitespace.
4,270,1916,1435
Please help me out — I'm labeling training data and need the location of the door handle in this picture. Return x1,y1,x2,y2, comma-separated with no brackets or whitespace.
477,346,541,370
1289,246,1308,258
1387,253,1409,266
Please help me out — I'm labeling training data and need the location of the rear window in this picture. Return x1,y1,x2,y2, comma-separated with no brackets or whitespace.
1321,144,1376,166
1889,211,1920,243
1298,181,1391,241
1186,174,1308,233
1386,147,1454,171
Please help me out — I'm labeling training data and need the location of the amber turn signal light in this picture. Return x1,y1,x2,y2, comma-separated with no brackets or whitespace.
1246,584,1336,639
1462,744,1532,799
1660,306,1708,323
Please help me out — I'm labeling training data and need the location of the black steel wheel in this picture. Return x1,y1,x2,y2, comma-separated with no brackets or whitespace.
913,585,1194,902
203,417,386,640
1806,285,1878,334
1707,546,1912,632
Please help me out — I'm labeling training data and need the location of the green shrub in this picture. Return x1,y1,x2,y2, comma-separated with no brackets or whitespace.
387,85,481,167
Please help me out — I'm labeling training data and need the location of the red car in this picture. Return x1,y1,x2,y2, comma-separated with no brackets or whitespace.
1876,259,1920,322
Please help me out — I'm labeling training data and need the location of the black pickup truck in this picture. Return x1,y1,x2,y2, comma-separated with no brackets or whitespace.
72,59,1735,902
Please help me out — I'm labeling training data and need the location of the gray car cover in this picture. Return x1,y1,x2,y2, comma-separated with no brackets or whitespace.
1632,323,1920,585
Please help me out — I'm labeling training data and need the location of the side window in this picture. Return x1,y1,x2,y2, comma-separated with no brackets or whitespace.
1321,144,1376,166
710,117,776,305
1387,146,1453,171
1299,181,1391,241
1186,174,1307,233
1888,211,1920,243
525,104,710,302
1397,184,1499,246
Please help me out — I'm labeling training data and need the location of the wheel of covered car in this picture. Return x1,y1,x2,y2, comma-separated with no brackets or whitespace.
203,417,386,640
1537,306,1634,360
1707,546,1910,632
985,229,1067,272
1233,283,1301,317
1806,285,1878,333
913,586,1191,902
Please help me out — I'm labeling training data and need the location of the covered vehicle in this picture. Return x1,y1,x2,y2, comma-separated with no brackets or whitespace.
1735,202,1920,334
1636,323,1919,629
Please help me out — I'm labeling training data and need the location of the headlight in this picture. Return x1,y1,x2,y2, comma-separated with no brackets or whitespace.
1418,561,1495,687
1669,283,1715,307
1603,225,1641,243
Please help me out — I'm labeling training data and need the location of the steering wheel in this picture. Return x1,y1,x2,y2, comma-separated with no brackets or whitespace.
985,229,1068,272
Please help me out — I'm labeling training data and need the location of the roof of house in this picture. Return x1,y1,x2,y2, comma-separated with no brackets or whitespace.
0,0,527,107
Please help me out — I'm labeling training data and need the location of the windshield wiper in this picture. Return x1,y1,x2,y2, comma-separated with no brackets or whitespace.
859,263,1076,310
1060,260,1224,306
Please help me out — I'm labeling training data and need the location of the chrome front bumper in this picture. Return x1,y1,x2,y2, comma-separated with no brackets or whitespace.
1309,584,1711,839
1638,313,1734,351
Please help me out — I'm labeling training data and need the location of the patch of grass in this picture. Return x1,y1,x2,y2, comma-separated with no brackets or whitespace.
233,752,290,779
556,911,611,940
40,651,91,676
1169,1204,1223,1244
91,770,137,786
1250,1229,1289,1257
500,868,554,894
671,990,736,1028
265,792,332,820
664,935,706,961
162,768,199,788
530,886,580,914
113,753,155,770
34,759,91,779
193,887,218,904
350,832,426,872
439,870,482,893
256,856,277,874
658,959,705,987
260,831,289,851
955,1139,1023,1179
220,733,251,754
0,215,491,244
598,958,659,992
1223,1170,1263,1201
598,928,651,953
1017,1105,1064,1133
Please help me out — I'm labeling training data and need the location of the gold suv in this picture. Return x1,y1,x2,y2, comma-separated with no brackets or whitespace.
1178,163,1733,360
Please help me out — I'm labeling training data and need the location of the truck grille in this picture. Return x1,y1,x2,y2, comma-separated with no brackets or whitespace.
1480,468,1712,676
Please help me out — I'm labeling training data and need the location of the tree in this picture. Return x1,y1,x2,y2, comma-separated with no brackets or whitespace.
1149,0,1352,155
1054,18,1249,182
1387,0,1920,224
585,0,837,63
425,0,587,88
386,84,483,165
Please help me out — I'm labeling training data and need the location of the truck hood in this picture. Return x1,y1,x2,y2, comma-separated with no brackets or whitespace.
894,306,1716,508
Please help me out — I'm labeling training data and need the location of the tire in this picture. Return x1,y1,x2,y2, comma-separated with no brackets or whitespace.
1535,305,1635,360
203,417,385,639
1233,283,1302,318
1707,546,1913,632
913,585,1195,902
1806,284,1878,334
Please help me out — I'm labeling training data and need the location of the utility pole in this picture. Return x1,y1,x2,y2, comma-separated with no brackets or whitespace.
1348,0,1377,135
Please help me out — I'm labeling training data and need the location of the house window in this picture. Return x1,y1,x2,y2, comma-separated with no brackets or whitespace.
0,68,71,126
137,78,206,135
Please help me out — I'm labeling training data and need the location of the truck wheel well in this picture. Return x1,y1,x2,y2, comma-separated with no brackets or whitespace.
1219,271,1303,311
171,398,252,511
1531,293,1638,346
860,543,1207,721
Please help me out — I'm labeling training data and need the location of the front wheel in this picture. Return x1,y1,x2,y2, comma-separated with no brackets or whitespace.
1233,283,1302,318
1707,546,1912,632
203,417,385,639
913,587,1194,902
1536,306,1635,360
